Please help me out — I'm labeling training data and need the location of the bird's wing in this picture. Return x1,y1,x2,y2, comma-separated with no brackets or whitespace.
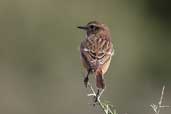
80,38,96,70
96,38,114,65
80,36,114,70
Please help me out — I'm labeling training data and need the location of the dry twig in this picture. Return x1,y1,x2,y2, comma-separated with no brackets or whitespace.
86,82,117,114
150,86,171,114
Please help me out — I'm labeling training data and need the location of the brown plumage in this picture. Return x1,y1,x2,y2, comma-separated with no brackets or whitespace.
78,21,114,99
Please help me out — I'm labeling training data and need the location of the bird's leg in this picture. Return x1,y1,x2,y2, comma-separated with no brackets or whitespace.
94,89,100,102
95,88,104,102
84,69,91,88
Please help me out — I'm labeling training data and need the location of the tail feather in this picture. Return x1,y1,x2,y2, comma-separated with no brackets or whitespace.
96,69,105,89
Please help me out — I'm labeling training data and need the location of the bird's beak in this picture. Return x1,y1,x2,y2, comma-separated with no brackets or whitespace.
77,25,88,30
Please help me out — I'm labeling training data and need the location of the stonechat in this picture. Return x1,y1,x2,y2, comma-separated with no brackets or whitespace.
78,21,114,101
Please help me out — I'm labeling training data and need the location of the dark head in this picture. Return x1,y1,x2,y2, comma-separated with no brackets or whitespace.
78,21,110,36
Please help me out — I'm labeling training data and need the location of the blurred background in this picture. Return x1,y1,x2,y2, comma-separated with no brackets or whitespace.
0,0,171,114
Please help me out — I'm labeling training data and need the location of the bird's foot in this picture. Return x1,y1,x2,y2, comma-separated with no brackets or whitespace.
94,95,100,102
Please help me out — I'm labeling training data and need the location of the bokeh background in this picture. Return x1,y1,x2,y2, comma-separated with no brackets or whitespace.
0,0,171,114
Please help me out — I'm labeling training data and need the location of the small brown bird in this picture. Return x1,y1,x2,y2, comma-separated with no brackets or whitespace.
78,21,114,101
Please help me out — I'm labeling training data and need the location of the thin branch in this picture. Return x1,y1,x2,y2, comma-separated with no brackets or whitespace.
150,85,171,114
86,82,117,114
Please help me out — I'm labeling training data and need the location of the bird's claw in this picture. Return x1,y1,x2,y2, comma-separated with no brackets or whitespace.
87,93,100,103
94,95,100,102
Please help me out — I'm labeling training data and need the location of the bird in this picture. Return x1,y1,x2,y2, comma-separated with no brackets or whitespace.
78,21,114,101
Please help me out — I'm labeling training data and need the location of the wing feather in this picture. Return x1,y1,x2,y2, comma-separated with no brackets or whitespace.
80,35,114,71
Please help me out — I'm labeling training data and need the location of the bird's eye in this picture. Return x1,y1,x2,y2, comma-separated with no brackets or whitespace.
90,25,95,29
90,25,98,31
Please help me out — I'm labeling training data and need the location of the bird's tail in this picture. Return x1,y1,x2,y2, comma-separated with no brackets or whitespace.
95,69,105,89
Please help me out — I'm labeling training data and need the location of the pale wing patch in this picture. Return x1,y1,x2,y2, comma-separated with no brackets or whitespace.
107,50,114,56
83,48,89,52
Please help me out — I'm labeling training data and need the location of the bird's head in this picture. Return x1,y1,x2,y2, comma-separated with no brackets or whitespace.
78,21,110,36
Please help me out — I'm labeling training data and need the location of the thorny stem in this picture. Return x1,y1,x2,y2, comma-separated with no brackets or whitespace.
85,84,170,114
150,85,171,114
87,82,115,114
157,86,165,114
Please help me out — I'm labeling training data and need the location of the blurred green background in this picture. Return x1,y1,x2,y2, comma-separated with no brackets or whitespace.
0,0,171,114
